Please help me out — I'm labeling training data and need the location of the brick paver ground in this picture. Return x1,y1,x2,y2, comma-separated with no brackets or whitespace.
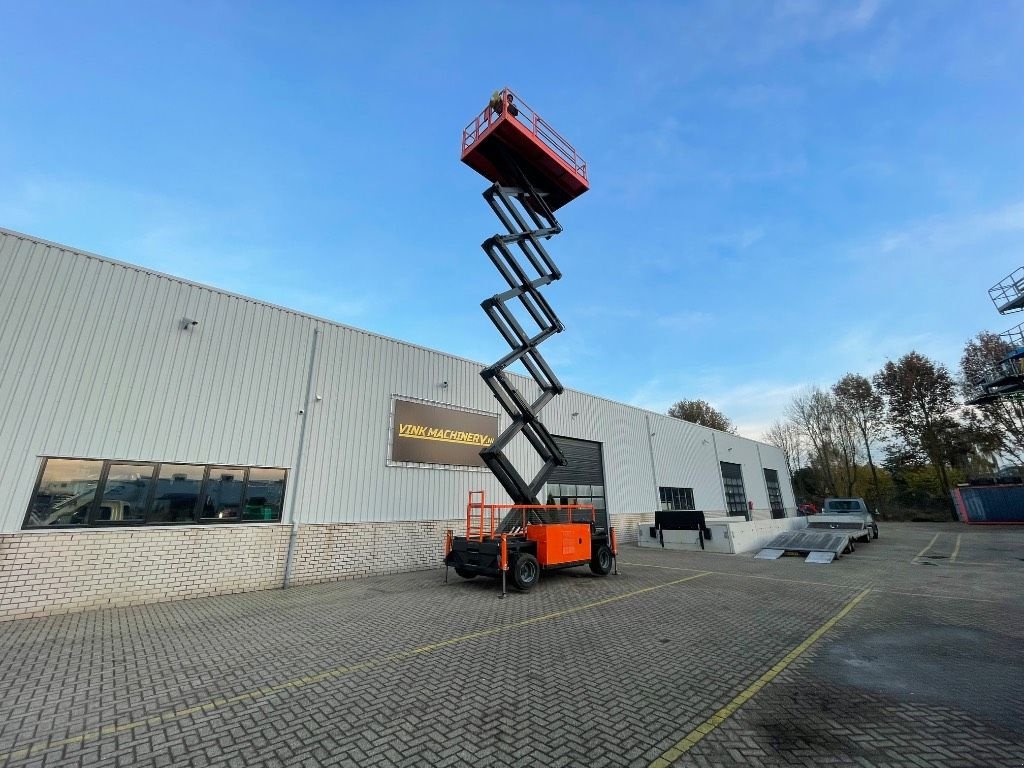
0,522,1021,767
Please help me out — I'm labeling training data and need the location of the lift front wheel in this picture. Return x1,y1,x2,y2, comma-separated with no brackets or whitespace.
455,568,477,579
511,553,540,591
590,544,613,576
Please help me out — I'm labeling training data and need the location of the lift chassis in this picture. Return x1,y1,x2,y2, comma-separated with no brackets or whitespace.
446,493,618,593
445,89,616,593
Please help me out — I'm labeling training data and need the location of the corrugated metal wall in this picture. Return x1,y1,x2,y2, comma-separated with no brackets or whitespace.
0,228,796,532
647,414,727,513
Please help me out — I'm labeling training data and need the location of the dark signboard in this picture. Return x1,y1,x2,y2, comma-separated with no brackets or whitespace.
390,398,499,468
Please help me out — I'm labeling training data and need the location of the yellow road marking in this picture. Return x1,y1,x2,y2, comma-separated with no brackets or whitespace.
648,587,872,768
0,572,712,763
950,534,962,562
913,532,941,561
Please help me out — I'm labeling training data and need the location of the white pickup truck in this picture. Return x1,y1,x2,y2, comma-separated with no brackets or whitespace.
808,497,879,541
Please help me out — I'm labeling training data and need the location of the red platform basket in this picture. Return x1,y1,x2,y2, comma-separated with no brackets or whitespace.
461,88,589,211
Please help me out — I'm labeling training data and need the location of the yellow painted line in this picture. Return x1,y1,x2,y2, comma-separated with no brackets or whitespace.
648,587,872,768
950,534,962,562
913,532,941,562
0,572,712,764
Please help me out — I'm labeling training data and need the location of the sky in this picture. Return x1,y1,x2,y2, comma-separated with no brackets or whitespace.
2,1,1023,438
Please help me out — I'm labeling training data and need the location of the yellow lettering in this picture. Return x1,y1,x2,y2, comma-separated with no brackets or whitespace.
396,422,496,447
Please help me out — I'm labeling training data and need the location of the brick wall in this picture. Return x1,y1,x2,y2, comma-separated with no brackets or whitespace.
288,519,463,585
0,525,290,622
612,512,655,544
0,513,655,621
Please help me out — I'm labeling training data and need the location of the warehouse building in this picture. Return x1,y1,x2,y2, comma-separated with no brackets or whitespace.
0,227,795,621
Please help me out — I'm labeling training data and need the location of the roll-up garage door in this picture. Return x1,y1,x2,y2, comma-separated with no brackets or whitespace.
548,436,604,485
545,437,607,524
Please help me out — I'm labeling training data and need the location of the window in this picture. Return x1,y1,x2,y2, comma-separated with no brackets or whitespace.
23,458,287,529
720,462,747,516
94,463,154,525
25,459,103,527
150,464,207,523
545,483,606,523
199,467,248,521
242,467,287,521
825,499,861,512
763,469,785,519
659,487,695,511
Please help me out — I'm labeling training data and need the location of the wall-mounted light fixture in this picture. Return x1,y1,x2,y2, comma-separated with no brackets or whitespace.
571,411,579,418
440,381,449,389
180,317,199,330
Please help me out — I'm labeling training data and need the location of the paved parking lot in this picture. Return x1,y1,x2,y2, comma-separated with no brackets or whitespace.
1,522,1022,767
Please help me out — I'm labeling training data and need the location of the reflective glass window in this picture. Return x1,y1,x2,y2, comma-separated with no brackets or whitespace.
200,467,248,521
150,464,206,523
242,467,286,522
24,459,103,527
95,463,154,524
24,458,288,529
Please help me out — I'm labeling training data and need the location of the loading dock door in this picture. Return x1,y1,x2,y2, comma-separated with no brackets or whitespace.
545,436,607,525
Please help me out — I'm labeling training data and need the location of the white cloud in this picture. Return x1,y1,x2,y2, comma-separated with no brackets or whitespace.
625,373,807,440
873,200,1024,258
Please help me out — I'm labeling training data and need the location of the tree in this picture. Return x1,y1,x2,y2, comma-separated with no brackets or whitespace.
785,387,859,496
960,331,1024,466
873,352,958,496
833,373,885,510
762,419,804,477
667,399,736,433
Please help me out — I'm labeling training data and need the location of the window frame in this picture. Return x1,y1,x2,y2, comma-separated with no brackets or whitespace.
149,462,210,525
22,457,288,530
720,462,748,516
197,466,251,524
658,486,695,511
763,468,785,517
89,461,159,527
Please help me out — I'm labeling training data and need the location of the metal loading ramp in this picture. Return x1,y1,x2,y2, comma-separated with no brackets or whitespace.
755,530,854,563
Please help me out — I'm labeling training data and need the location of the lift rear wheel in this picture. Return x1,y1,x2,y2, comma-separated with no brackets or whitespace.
589,544,613,576
511,553,539,591
455,568,477,579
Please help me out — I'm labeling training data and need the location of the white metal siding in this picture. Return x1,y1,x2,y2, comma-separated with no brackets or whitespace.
0,228,798,532
647,414,729,515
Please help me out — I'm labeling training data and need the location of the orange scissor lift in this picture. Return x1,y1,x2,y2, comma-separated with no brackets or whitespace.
444,89,617,594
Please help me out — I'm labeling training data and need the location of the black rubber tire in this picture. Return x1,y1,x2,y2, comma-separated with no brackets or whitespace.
589,544,613,576
454,568,477,579
873,527,879,540
511,553,540,591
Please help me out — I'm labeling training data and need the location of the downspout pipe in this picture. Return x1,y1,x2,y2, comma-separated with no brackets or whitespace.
283,327,321,589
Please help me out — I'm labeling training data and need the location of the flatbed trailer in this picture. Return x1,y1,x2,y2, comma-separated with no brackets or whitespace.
755,528,869,563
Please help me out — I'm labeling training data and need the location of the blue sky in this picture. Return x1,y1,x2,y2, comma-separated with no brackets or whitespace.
2,1,1023,437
